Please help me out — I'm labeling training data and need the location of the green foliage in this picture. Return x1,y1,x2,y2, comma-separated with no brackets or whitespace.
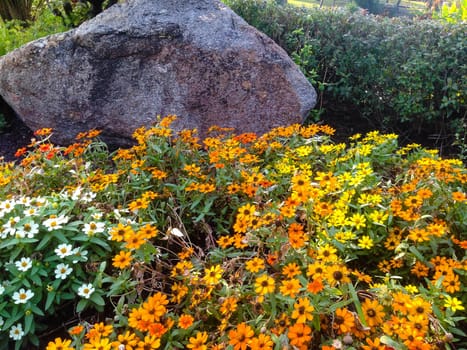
224,0,466,157
0,8,68,56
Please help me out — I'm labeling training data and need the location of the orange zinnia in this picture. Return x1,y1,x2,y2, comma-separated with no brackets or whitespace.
287,323,312,350
228,323,254,350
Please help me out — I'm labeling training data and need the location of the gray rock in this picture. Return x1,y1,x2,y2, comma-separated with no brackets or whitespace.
0,0,316,146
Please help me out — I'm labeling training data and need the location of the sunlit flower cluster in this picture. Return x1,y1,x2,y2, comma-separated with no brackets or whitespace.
0,116,465,349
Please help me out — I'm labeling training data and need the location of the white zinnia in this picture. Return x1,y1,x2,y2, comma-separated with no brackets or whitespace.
54,263,73,280
9,324,24,340
12,288,34,304
83,221,105,236
78,283,95,299
1,216,20,237
15,257,32,272
54,243,73,258
16,221,39,238
43,214,69,231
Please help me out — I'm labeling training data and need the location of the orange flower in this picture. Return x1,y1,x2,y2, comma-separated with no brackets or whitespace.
220,296,238,315
282,262,301,278
279,278,302,298
125,232,146,250
249,334,273,350
110,223,134,242
361,299,385,328
245,257,265,273
332,308,355,334
111,331,138,349
361,337,385,350
148,323,167,338
307,279,324,294
287,323,312,350
187,331,208,350
217,235,234,249
69,325,84,336
112,250,133,269
228,323,254,350
410,261,429,278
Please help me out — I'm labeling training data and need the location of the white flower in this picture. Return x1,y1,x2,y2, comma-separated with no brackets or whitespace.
91,211,102,220
16,221,39,238
1,216,20,237
82,191,97,203
55,243,73,258
0,284,4,295
23,207,39,217
78,283,95,299
12,288,34,304
17,196,31,207
71,186,83,201
9,323,24,340
54,263,73,280
15,257,32,272
72,248,88,263
43,214,69,231
83,221,105,236
0,199,16,216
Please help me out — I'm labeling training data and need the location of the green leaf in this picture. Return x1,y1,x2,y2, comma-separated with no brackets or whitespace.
0,238,20,250
328,298,354,312
24,313,34,334
3,310,23,330
90,293,106,306
36,234,53,250
30,273,42,286
45,291,57,310
408,246,426,263
348,283,367,328
29,304,44,317
76,299,88,313
380,335,403,350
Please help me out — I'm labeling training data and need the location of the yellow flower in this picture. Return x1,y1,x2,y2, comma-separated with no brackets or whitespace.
444,296,465,312
203,265,223,285
358,235,374,249
291,297,314,323
254,274,275,295
348,212,366,230
46,338,74,350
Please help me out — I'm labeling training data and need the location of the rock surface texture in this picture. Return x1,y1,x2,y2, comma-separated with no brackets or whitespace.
0,0,316,146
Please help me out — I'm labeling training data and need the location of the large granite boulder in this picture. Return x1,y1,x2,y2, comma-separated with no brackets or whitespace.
0,0,316,146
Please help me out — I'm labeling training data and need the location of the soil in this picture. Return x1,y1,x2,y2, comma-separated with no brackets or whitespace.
0,112,34,162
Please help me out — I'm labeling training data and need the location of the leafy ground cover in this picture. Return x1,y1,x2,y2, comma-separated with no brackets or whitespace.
0,116,465,349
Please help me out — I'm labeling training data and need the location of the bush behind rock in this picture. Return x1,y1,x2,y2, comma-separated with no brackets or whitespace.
225,0,466,157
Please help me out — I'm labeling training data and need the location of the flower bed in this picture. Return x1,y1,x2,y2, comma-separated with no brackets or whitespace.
0,116,465,350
